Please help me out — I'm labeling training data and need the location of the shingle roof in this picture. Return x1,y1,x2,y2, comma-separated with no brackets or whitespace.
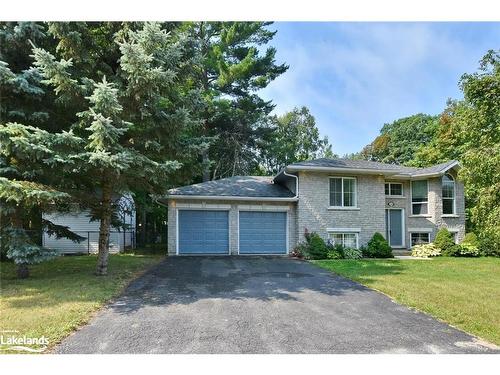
167,176,295,198
286,158,458,177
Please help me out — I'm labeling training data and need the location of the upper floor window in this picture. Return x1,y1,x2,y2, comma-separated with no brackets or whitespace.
385,182,403,197
442,173,455,215
411,180,428,215
329,177,357,207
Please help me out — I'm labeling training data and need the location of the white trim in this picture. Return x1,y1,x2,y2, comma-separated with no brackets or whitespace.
386,208,406,248
409,214,432,218
410,232,431,246
287,165,401,175
385,182,404,197
327,227,361,232
176,208,231,255
176,203,231,209
165,195,298,202
237,204,289,211
442,214,460,218
327,232,359,249
407,227,433,232
236,209,289,255
385,196,407,199
442,173,456,215
410,179,429,215
283,170,299,199
328,176,357,208
328,207,360,211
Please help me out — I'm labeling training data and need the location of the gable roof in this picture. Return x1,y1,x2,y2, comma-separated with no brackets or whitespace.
165,176,296,201
285,158,458,178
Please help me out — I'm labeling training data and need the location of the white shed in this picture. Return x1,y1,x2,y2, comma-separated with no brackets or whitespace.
42,196,136,254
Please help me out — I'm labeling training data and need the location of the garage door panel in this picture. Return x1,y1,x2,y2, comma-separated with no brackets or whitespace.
239,211,287,254
178,210,229,254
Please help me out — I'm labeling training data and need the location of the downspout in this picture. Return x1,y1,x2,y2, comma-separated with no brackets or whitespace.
282,169,299,199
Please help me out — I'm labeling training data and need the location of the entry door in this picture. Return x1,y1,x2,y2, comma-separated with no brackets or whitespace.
386,209,404,247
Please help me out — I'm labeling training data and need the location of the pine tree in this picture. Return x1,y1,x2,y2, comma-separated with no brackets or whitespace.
30,22,201,275
186,22,288,180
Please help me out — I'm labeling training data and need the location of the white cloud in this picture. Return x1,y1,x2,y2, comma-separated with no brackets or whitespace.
259,22,499,155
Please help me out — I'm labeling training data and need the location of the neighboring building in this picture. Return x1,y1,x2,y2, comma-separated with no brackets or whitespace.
43,196,136,254
160,159,465,255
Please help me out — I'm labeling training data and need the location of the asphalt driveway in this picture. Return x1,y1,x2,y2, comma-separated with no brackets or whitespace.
55,256,499,354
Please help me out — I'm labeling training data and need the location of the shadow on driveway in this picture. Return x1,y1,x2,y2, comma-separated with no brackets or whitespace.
55,256,499,354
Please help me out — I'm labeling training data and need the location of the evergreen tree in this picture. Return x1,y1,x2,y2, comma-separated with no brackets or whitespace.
1,22,201,275
186,22,288,180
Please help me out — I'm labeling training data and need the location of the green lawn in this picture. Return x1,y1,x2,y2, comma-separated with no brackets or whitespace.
0,254,163,353
313,257,500,345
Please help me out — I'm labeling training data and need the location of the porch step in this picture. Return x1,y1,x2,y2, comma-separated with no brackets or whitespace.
392,249,412,256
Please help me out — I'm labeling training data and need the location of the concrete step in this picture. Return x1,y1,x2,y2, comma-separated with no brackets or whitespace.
392,249,412,256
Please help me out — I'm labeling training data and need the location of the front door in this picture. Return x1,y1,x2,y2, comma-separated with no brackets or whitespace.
385,209,404,248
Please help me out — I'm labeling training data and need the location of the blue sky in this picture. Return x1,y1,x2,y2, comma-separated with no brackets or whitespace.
259,22,500,155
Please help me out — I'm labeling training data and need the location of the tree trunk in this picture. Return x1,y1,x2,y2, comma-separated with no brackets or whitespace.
202,148,210,182
17,263,29,279
96,181,113,276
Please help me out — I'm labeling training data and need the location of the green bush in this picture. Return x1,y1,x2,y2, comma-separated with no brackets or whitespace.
362,232,393,258
443,243,480,257
343,247,363,259
462,232,479,246
412,243,441,258
305,232,329,260
325,243,343,259
478,231,500,257
433,228,455,252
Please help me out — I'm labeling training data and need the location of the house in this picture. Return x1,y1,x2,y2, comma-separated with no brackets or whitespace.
42,196,136,254
160,159,464,255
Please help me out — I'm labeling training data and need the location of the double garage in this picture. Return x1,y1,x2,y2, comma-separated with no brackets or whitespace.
177,209,288,255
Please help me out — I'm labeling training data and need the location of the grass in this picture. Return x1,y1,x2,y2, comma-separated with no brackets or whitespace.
313,257,500,346
0,253,163,353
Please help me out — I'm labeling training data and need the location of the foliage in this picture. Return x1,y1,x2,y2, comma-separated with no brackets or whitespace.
185,22,288,180
442,243,480,257
3,226,58,278
342,247,363,260
259,106,335,174
433,228,455,252
326,243,344,259
411,243,441,258
362,232,393,258
356,114,438,165
462,232,479,247
303,231,328,260
290,242,307,258
416,50,500,253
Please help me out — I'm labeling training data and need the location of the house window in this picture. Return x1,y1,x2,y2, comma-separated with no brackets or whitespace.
442,173,455,215
411,180,428,215
411,232,430,246
329,177,357,207
385,182,403,197
328,232,358,249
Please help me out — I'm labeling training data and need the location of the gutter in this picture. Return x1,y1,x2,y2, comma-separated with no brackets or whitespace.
286,165,402,175
160,195,298,202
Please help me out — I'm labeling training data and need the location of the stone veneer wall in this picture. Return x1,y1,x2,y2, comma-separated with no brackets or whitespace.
296,171,386,247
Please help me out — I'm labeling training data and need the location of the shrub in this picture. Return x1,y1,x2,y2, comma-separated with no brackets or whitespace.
326,243,343,259
478,231,500,257
412,243,441,258
443,243,480,257
433,228,455,252
363,232,393,258
462,232,479,247
305,232,329,260
290,242,307,258
343,247,363,259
